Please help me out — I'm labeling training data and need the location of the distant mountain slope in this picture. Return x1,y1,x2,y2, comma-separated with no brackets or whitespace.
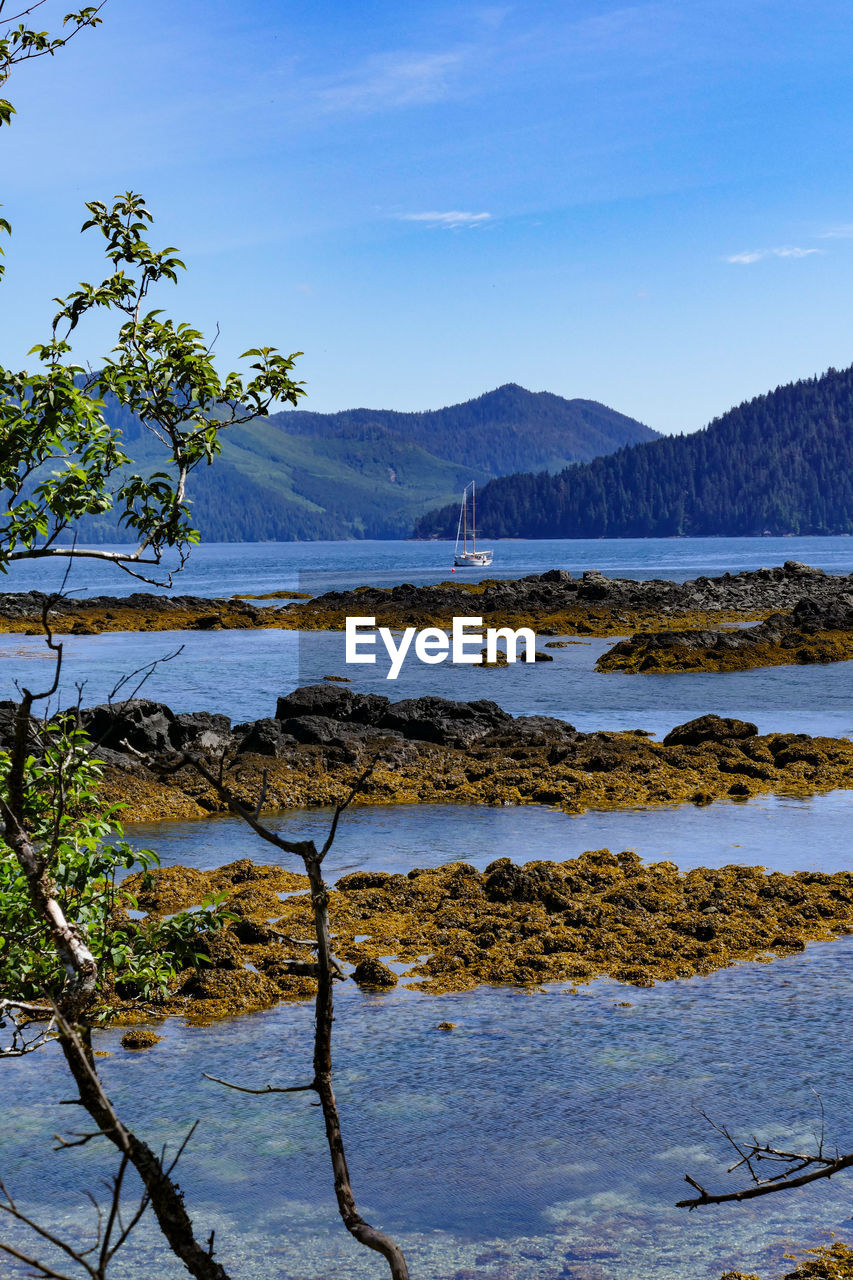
414,365,853,540
77,384,657,542
278,384,657,476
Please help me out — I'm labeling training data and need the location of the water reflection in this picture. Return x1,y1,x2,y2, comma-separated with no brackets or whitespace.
4,943,853,1279
128,790,853,880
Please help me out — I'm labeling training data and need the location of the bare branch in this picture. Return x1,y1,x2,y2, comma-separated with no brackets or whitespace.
167,746,410,1280
320,757,379,859
0,1176,98,1278
678,1099,853,1209
203,1073,316,1096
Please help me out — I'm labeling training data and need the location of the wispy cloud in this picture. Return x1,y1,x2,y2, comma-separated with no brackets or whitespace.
819,225,853,239
725,246,822,264
400,210,492,229
316,51,466,115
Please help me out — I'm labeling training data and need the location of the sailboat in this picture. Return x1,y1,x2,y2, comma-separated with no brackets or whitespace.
454,481,493,567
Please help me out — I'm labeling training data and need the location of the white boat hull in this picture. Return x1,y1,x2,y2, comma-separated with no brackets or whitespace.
454,551,493,567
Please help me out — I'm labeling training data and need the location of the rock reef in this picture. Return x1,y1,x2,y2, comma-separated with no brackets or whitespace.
1,561,850,636
41,685,853,822
720,1242,853,1280
0,590,283,635
112,847,853,1021
599,596,853,673
262,560,853,636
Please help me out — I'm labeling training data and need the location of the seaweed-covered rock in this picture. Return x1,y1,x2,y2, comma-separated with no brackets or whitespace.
120,1029,162,1050
663,715,758,747
80,699,177,755
352,958,397,989
377,696,511,747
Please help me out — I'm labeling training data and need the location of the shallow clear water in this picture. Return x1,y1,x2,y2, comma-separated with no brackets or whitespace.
127,790,853,880
5,943,853,1280
6,538,853,1279
3,627,853,738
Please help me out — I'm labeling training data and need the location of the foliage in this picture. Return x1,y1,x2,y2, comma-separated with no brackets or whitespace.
65,383,656,542
0,5,103,138
0,8,300,1014
0,191,305,579
414,364,853,539
0,720,229,1007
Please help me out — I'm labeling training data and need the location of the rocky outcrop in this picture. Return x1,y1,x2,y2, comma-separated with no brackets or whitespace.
0,590,276,635
662,715,759,747
278,561,853,635
598,595,853,673
2,562,852,637
116,848,853,1019
12,684,845,824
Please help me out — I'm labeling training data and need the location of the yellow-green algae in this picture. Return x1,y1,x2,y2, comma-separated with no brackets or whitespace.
97,728,853,824
720,1242,853,1280
598,630,853,675
0,594,765,638
109,850,853,1022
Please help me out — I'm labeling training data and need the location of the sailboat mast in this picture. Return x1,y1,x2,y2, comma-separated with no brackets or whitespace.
472,482,476,553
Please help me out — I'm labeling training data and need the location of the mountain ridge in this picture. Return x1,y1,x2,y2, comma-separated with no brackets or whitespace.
74,384,658,542
414,364,853,540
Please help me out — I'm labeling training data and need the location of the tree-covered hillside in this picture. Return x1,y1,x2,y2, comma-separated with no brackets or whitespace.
280,384,656,475
69,384,656,542
414,365,853,539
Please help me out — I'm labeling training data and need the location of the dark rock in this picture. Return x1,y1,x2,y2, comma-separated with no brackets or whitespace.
351,958,397,989
173,711,232,752
236,718,286,757
377,696,511,747
278,715,376,746
663,714,758,747
274,684,388,725
784,559,823,576
79,699,177,755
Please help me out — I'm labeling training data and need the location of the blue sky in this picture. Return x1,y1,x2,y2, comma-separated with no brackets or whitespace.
4,0,853,432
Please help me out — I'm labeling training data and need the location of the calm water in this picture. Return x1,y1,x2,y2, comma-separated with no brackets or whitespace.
3,536,853,737
3,534,853,598
6,538,853,1279
3,627,853,738
127,790,853,880
5,943,853,1280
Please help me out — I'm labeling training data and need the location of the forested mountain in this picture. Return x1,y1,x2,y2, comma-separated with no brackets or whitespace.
414,365,853,540
70,385,657,542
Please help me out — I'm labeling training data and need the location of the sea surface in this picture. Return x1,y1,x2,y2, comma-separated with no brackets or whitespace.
4,533,853,599
4,537,853,1280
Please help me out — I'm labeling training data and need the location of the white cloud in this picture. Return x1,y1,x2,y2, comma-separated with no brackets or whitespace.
400,210,492,229
774,246,820,258
726,250,765,264
819,225,853,239
725,246,821,264
317,51,465,115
